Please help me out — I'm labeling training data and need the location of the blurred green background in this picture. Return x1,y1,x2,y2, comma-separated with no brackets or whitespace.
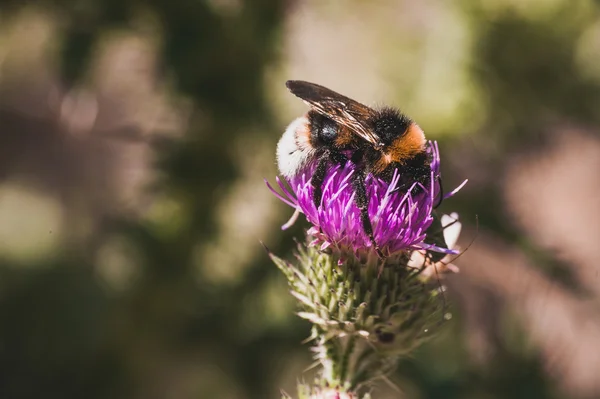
1,0,600,398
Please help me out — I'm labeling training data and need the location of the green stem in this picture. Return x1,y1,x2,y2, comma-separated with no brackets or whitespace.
322,334,341,384
339,335,356,383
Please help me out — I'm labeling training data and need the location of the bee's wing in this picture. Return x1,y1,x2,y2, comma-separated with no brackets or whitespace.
286,80,381,147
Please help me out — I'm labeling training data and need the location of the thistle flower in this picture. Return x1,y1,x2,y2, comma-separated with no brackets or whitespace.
266,140,466,397
267,141,461,258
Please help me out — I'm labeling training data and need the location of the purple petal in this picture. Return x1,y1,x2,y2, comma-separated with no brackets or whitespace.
444,178,468,199
266,141,463,256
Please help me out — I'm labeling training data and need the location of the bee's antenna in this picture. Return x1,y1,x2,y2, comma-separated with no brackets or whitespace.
434,176,444,209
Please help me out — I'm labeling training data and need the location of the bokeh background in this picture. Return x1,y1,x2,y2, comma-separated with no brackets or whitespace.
1,0,600,398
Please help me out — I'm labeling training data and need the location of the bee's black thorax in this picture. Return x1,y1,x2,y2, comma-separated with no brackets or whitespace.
371,107,412,146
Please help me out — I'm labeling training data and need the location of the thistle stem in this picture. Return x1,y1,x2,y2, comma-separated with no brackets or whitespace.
339,335,356,383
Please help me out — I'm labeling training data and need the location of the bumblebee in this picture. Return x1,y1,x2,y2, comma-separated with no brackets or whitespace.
277,80,434,256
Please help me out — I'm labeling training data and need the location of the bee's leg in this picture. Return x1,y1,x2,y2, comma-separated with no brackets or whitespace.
311,151,348,209
351,168,384,259
311,153,330,209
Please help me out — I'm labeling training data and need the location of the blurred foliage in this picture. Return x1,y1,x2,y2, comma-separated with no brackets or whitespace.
0,0,600,398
